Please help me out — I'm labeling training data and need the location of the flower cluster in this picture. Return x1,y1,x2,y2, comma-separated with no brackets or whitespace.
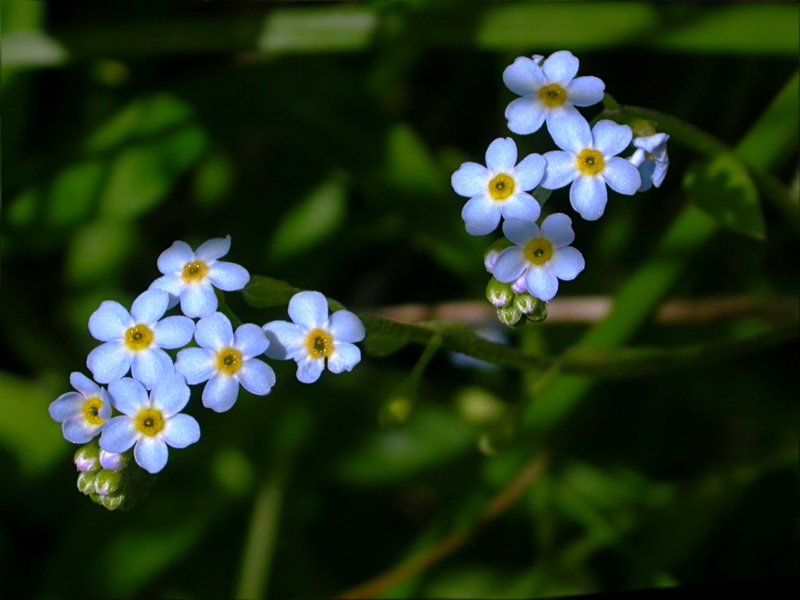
451,50,669,326
49,236,365,509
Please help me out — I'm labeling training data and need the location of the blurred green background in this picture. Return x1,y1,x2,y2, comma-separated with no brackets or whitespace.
1,1,798,599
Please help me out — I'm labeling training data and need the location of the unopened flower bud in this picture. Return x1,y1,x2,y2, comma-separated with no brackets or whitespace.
510,276,527,294
483,239,514,272
94,470,124,496
631,119,657,138
525,299,548,324
97,494,125,511
513,293,540,315
74,442,101,473
379,397,413,429
486,277,514,308
77,471,98,495
497,305,523,327
99,450,130,472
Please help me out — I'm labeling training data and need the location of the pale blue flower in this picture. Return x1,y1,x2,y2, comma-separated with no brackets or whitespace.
541,117,641,221
263,291,365,384
99,374,199,474
87,289,195,389
150,235,250,319
629,132,670,192
491,214,585,302
451,138,545,236
48,372,112,444
503,50,605,136
176,312,276,413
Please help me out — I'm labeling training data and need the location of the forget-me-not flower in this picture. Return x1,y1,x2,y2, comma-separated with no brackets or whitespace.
48,372,112,444
451,137,546,236
87,289,195,389
99,374,200,474
503,50,605,136
150,235,250,319
491,214,585,302
541,117,641,221
176,312,276,413
629,132,670,192
263,291,365,384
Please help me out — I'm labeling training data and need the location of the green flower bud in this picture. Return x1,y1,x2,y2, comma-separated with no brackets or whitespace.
496,305,523,328
74,441,101,474
483,238,514,272
486,277,514,308
513,293,539,315
97,494,125,511
77,471,98,495
524,299,548,324
379,396,413,428
94,469,124,496
631,119,657,138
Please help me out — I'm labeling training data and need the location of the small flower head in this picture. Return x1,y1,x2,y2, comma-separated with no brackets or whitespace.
149,236,250,319
87,290,195,389
503,50,605,136
541,117,641,220
451,138,545,236
491,214,585,302
176,312,276,413
263,291,365,384
629,132,670,192
99,374,200,474
49,373,112,444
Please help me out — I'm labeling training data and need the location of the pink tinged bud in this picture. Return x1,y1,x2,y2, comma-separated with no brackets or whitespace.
511,276,527,294
99,450,129,472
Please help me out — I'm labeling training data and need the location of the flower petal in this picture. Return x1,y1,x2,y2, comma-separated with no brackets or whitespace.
636,160,656,192
602,157,641,196
288,291,329,330
63,417,101,444
485,137,517,173
499,194,541,223
505,96,546,136
180,282,218,319
157,241,194,274
175,347,215,385
462,194,501,236
328,342,361,374
492,247,528,283
542,50,579,85
296,357,325,384
202,375,240,412
130,290,169,325
131,349,175,391
329,311,366,343
565,76,605,107
195,312,234,351
451,162,490,197
592,120,633,157
238,359,276,396
134,436,169,474
153,315,195,349
49,392,84,423
525,267,560,301
513,153,546,191
502,217,539,246
69,372,100,397
150,372,191,417
541,151,578,190
108,378,149,416
652,158,669,188
162,413,200,448
263,321,304,360
549,112,592,153
551,246,585,281
149,274,184,299
570,176,608,221
503,56,545,96
195,235,231,262
234,324,269,358
208,261,250,291
88,301,130,342
87,342,131,384
99,416,139,454
540,213,575,248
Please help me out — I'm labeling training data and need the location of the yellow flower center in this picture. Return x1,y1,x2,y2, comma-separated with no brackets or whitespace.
576,149,604,176
215,348,243,375
305,329,334,359
488,173,515,201
125,324,154,351
645,151,655,161
524,238,553,266
136,408,164,437
82,397,105,426
181,260,209,284
538,83,567,107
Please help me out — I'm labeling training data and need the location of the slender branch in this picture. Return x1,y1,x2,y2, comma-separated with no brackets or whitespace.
337,453,549,599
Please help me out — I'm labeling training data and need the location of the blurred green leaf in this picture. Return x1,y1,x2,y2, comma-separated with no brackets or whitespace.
258,6,378,54
243,275,301,309
683,153,765,240
65,219,136,287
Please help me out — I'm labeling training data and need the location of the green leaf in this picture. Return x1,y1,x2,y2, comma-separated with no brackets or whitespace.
683,153,766,240
360,314,413,357
242,276,301,309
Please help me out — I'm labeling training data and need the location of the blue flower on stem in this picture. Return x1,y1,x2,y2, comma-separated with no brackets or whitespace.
263,291,365,384
176,312,276,413
451,137,545,236
48,372,112,444
491,214,585,302
99,374,200,474
629,132,670,192
541,117,641,221
503,51,605,136
87,289,195,389
150,235,250,319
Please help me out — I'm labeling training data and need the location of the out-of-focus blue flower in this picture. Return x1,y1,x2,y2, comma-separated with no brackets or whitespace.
48,372,112,444
87,289,194,389
176,312,276,413
541,117,641,221
263,291,365,384
491,214,585,302
99,374,199,474
150,235,250,319
451,138,545,236
503,50,605,136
